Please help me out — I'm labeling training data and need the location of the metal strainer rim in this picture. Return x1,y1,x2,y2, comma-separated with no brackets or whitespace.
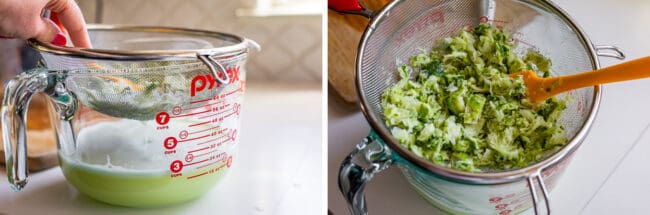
28,25,258,61
356,0,602,184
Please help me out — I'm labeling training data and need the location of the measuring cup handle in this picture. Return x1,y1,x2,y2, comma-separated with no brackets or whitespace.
526,173,551,215
339,131,394,215
1,72,50,191
328,0,374,18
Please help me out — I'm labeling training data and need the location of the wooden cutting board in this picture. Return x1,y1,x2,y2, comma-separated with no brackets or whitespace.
0,94,58,171
328,0,388,103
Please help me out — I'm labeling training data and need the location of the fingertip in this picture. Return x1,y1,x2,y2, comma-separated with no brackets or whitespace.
32,17,62,45
51,0,92,48
51,33,67,46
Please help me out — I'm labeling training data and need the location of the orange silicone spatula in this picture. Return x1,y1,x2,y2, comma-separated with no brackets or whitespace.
510,56,650,103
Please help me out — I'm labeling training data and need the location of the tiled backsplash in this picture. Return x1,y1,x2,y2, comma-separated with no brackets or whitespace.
78,0,322,83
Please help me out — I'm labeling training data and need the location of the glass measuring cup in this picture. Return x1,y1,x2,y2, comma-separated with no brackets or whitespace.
330,0,624,214
2,26,259,207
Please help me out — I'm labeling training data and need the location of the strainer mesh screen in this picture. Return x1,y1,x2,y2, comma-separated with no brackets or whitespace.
36,28,249,121
359,0,595,169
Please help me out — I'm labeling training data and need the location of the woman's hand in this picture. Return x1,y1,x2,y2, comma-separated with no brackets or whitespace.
0,0,91,48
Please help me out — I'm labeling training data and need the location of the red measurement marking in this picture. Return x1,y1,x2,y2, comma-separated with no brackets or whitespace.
514,203,524,210
196,137,220,145
171,109,211,118
214,108,232,116
199,112,220,120
215,103,231,109
170,160,183,173
187,96,226,108
231,129,237,141
196,160,220,170
223,110,237,119
179,134,211,143
179,130,189,139
395,9,444,45
217,136,232,146
489,196,503,204
185,158,209,166
172,106,182,115
188,146,210,154
195,149,219,158
510,198,521,205
234,104,240,115
187,171,209,179
226,156,232,167
185,153,194,162
156,112,170,125
189,120,211,127
484,18,510,24
186,104,210,111
495,203,508,210
164,137,178,149
199,104,231,119
189,126,219,135
191,102,222,112
211,99,226,104
190,97,212,104
514,37,537,49
223,86,243,97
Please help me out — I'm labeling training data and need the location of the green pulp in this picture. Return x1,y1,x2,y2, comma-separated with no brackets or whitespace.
381,24,567,172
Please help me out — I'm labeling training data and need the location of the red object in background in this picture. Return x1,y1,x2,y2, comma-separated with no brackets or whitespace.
328,0,364,12
328,0,392,12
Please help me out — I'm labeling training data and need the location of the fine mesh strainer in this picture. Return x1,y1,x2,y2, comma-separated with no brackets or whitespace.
330,0,624,214
29,25,259,120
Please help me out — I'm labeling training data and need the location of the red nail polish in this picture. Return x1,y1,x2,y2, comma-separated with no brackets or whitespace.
51,33,67,46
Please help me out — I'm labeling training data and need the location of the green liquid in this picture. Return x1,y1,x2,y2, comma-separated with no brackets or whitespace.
59,155,230,207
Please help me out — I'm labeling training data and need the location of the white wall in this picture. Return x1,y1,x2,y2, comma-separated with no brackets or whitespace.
78,0,322,83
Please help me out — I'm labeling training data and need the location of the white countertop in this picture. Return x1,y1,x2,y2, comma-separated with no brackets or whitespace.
328,0,650,214
0,81,322,215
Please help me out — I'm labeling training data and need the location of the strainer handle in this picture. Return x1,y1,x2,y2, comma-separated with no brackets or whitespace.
1,72,50,191
197,54,230,85
595,45,626,60
339,131,394,215
328,0,374,18
526,173,551,215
